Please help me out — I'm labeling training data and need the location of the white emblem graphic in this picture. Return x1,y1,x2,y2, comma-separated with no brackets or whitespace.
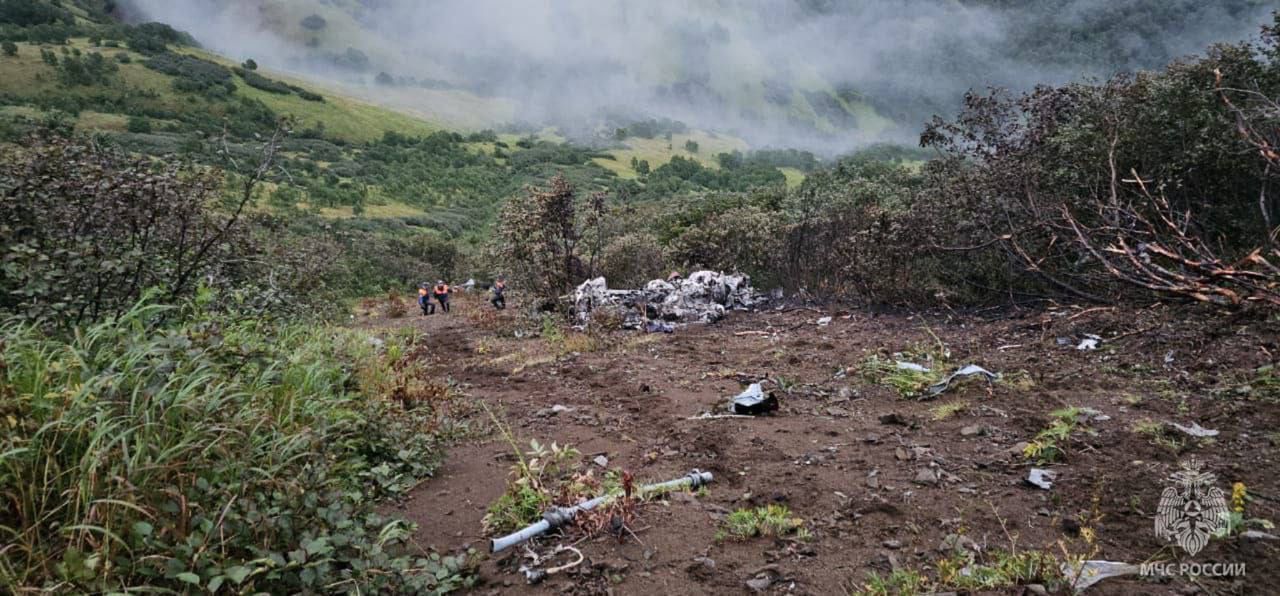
1155,459,1229,556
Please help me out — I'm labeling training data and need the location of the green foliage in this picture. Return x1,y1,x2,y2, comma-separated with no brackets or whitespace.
482,439,581,534
717,505,806,541
0,137,249,326
860,354,947,399
600,232,667,287
56,51,118,86
1023,407,1090,463
668,205,782,284
1,40,15,57
856,569,930,596
144,51,234,94
0,301,473,593
125,114,151,133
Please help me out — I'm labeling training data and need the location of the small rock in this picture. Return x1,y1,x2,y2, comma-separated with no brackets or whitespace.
836,386,856,400
593,455,609,468
866,471,880,489
883,539,902,550
551,404,570,413
960,425,982,437
913,468,939,486
1008,442,1030,456
745,576,772,592
826,406,850,417
1026,584,1048,595
895,447,911,461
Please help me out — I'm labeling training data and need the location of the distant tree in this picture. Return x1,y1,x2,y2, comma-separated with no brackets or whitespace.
1,41,17,57
375,71,394,86
614,127,627,140
635,159,650,175
684,139,699,153
242,58,257,70
300,14,327,31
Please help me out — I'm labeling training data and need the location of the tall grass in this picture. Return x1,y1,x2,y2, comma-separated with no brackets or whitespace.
0,301,469,593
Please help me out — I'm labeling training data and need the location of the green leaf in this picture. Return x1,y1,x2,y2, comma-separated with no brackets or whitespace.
207,576,224,593
176,572,200,585
132,521,153,537
224,565,251,585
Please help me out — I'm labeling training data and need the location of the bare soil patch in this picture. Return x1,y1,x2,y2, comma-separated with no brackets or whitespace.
368,294,1280,595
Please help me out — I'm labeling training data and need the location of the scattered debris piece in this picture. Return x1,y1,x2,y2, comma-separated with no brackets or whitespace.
816,316,833,326
1169,422,1220,438
1078,408,1111,422
925,365,999,397
896,361,931,373
519,545,585,585
573,271,764,328
960,425,983,437
1076,334,1102,350
1242,530,1280,541
745,575,773,593
593,455,609,468
732,383,779,415
1026,468,1057,490
645,320,675,333
1062,560,1140,591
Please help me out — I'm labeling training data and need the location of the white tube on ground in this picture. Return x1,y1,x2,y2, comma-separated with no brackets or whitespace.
490,470,713,552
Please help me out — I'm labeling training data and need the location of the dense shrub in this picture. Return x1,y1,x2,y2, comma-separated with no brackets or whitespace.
0,136,268,326
600,232,668,286
144,51,233,94
0,302,474,593
234,66,293,94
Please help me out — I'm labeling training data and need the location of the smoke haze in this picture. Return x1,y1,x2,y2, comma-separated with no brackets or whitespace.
119,0,1272,152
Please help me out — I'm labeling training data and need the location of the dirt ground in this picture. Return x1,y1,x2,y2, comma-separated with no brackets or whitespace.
364,292,1279,595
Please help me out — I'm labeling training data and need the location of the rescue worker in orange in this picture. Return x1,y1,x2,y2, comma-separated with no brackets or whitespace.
418,284,432,315
432,280,451,313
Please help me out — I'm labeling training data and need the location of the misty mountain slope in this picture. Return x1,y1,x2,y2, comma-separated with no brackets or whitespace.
117,0,1272,153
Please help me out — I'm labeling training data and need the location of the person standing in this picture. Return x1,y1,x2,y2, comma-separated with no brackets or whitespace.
432,280,451,313
418,284,433,315
491,277,507,310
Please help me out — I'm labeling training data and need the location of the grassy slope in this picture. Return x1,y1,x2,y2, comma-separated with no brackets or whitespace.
0,37,803,206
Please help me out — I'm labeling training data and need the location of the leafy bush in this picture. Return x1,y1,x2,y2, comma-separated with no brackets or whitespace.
125,114,151,133
234,66,293,94
144,51,234,94
0,301,474,593
0,136,279,327
600,232,667,287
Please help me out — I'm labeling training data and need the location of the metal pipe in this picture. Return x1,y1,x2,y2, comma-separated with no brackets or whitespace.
490,469,713,553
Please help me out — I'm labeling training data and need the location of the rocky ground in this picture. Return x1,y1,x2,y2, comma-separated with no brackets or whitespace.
364,293,1279,595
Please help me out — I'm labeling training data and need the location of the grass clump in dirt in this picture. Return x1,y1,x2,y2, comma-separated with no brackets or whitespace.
930,400,969,421
1131,418,1186,453
937,549,1063,592
856,568,930,596
1023,407,1093,463
717,504,807,541
860,354,946,399
482,438,581,534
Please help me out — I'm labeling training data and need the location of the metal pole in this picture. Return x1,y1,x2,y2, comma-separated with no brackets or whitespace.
490,469,713,552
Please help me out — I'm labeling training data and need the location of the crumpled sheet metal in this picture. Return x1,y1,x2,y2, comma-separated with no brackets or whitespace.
573,271,763,329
